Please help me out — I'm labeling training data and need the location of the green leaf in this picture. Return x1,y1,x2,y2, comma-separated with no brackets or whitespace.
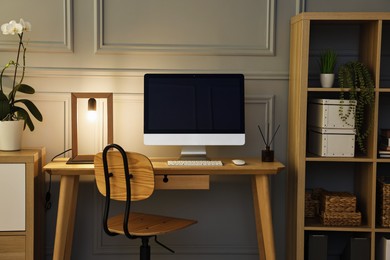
14,99,43,121
14,106,34,131
319,49,337,73
0,92,10,120
16,84,35,94
337,61,374,154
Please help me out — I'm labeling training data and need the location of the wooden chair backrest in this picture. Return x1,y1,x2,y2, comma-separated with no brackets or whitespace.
94,151,154,201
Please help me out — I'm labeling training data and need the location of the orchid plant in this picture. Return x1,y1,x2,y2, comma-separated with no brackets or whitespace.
0,19,42,131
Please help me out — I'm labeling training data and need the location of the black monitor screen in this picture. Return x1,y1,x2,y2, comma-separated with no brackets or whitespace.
144,74,245,134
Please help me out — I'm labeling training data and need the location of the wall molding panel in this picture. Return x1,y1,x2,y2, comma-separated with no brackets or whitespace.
94,0,275,56
0,0,307,258
0,0,73,53
20,93,71,161
246,95,274,130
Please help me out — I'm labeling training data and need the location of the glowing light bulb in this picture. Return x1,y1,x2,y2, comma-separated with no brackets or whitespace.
87,98,97,121
87,110,97,121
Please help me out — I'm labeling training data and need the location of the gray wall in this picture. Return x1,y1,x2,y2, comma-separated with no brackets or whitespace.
1,0,390,259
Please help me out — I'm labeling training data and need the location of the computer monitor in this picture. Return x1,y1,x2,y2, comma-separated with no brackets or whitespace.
144,73,245,159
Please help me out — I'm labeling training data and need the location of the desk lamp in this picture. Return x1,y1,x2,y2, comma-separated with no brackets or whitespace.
67,93,113,164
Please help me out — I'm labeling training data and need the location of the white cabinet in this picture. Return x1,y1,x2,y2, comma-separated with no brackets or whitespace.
0,149,45,260
0,164,26,231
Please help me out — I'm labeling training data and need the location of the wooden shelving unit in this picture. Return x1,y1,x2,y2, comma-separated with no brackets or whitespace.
287,12,390,260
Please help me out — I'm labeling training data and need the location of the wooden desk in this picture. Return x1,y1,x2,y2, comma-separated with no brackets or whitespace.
43,157,284,260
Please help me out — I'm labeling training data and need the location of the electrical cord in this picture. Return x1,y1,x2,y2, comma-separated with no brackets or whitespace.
45,148,72,210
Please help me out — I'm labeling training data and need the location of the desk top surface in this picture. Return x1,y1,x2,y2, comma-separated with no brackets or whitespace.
43,157,284,176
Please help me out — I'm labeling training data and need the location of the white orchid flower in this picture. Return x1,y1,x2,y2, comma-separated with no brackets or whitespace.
0,23,8,35
19,18,31,32
1,20,23,35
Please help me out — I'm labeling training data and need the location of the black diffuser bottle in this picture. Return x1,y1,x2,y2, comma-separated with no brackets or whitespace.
262,146,274,162
258,124,280,162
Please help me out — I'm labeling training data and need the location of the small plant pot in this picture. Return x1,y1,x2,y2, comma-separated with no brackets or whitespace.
262,149,274,162
320,73,335,88
0,120,24,151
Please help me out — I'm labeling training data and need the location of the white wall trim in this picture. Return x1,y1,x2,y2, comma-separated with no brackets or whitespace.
94,0,275,56
296,0,306,13
25,67,289,82
63,0,74,52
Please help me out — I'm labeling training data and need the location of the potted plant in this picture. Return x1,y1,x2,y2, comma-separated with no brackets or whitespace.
0,19,43,151
319,49,337,88
338,61,375,153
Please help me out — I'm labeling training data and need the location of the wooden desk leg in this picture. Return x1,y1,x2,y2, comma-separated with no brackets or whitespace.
52,175,80,260
252,175,275,260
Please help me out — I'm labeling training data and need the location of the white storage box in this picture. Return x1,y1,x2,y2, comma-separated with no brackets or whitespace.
308,127,355,157
308,99,357,129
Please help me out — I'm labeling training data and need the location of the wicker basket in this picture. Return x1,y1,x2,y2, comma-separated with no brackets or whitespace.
320,211,362,226
311,188,324,200
305,190,320,217
377,178,390,227
321,191,357,213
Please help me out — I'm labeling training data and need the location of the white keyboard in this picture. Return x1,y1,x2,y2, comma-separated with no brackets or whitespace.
167,160,223,166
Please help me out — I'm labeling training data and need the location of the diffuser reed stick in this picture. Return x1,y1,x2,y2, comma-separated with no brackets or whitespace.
257,124,280,149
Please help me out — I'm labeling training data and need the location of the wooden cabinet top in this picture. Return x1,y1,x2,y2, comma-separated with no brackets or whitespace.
0,148,45,163
292,12,390,23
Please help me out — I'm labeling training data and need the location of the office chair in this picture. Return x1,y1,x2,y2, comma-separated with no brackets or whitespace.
94,143,197,260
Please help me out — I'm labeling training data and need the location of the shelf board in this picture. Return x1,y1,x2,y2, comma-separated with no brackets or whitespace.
376,158,390,163
304,225,371,232
305,217,371,232
308,87,351,92
306,155,373,162
0,231,26,236
307,87,381,93
375,227,390,232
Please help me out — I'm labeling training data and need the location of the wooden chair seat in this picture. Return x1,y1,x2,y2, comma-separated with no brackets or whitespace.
107,212,197,237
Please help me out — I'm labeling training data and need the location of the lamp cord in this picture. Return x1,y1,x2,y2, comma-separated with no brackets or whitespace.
45,148,72,210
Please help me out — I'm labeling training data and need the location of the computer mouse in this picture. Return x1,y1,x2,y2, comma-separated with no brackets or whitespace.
232,159,246,166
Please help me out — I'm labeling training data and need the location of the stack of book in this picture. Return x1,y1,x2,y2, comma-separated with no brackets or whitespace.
379,129,390,158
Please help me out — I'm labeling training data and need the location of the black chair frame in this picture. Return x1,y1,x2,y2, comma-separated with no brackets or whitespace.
101,143,173,260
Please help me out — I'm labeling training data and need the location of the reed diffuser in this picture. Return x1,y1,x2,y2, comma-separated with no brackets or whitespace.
257,123,280,162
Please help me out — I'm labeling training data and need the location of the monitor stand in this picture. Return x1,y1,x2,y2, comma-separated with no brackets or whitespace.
179,146,208,160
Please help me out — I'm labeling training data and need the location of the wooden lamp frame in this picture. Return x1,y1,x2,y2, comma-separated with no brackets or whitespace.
68,93,113,164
